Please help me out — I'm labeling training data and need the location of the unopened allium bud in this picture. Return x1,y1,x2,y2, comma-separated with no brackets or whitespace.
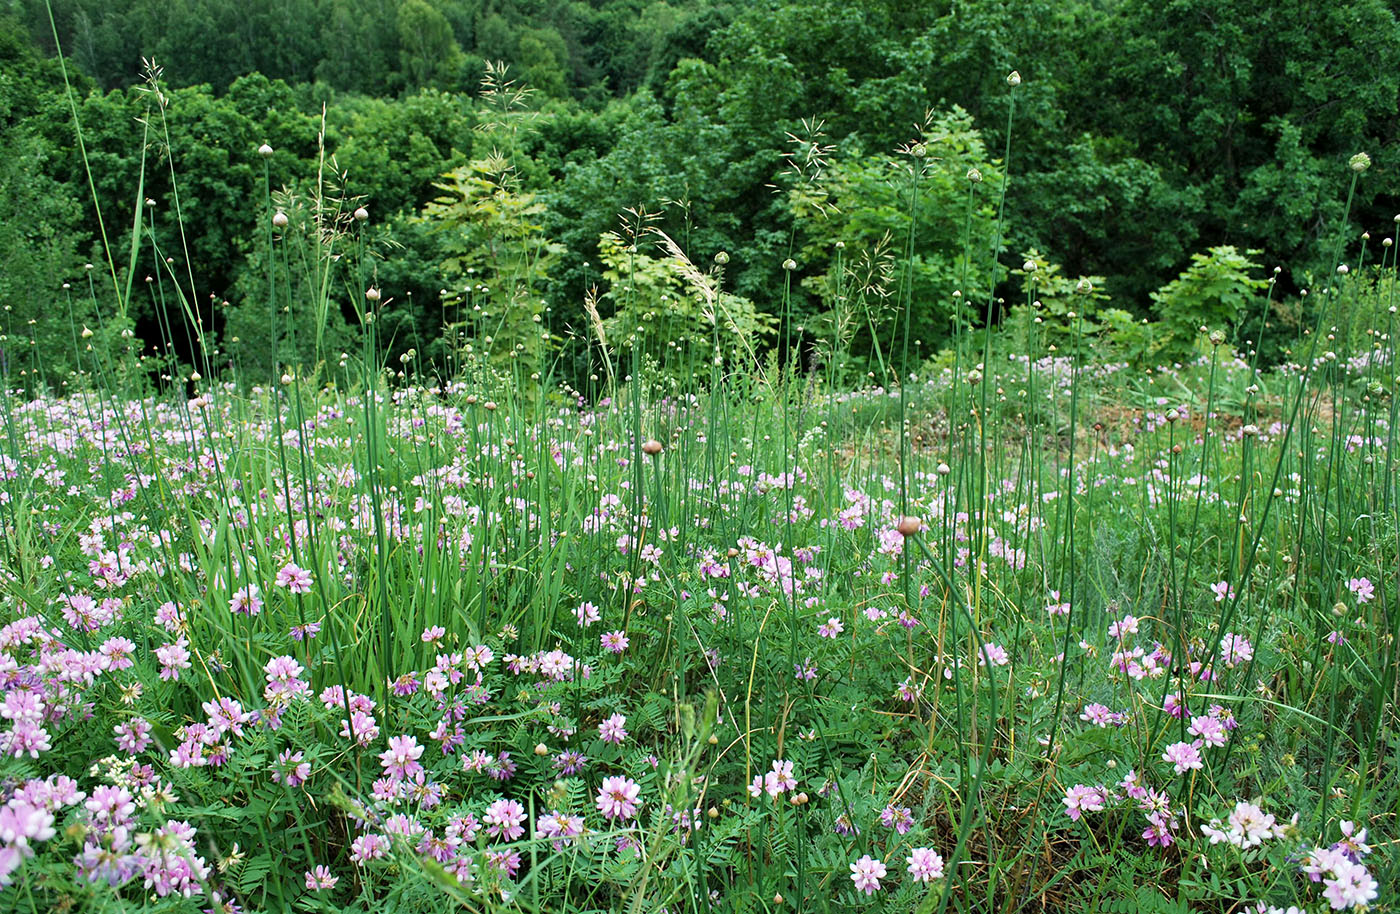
365,287,381,302
189,371,201,382
1075,278,1093,294
782,258,797,271
967,167,982,183
272,212,289,228
896,516,922,536
642,439,663,456
1337,264,1349,274
714,251,730,264
834,241,844,249
258,143,274,157
937,462,951,475
81,326,94,338
1007,70,1021,86
280,373,293,385
1165,408,1179,423
1209,329,1226,346
1384,238,1393,247
534,743,549,756
1022,260,1037,272
1349,152,1371,172
354,207,369,222
910,143,927,158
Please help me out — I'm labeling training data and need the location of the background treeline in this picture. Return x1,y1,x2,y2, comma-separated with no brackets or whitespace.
2,0,1398,385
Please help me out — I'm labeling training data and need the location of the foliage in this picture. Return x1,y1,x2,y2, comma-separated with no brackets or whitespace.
1149,246,1268,360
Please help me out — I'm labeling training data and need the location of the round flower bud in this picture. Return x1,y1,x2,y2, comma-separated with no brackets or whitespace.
910,143,927,159
354,207,369,222
1075,278,1093,294
258,143,274,157
1022,260,1037,272
896,515,921,537
484,401,497,411
365,287,381,302
1208,329,1226,346
272,211,289,228
1007,70,1022,86
534,743,549,756
1337,264,1349,274
714,251,730,264
642,439,663,456
1349,152,1371,172
937,462,951,475
967,167,982,183
782,258,797,271
280,373,293,385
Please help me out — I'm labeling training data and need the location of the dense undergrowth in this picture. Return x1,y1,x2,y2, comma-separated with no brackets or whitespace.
0,36,1396,914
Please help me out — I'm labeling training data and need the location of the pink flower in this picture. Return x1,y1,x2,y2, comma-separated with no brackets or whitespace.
905,846,945,882
304,865,337,890
99,637,136,671
379,735,425,782
1323,860,1378,909
879,804,914,835
817,617,844,638
1142,812,1175,848
849,854,886,894
600,630,629,653
575,602,601,626
1188,715,1228,748
596,775,641,820
1219,633,1254,667
349,833,388,863
273,749,311,787
1210,580,1234,603
1162,740,1204,775
979,642,1010,667
1062,784,1106,821
155,638,192,681
275,562,313,594
1347,577,1375,605
483,798,526,840
599,714,627,745
114,718,152,754
229,585,262,616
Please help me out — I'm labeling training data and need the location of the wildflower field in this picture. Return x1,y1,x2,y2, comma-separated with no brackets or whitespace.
2,4,1400,911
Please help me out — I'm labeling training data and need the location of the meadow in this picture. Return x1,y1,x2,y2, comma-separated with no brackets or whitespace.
0,26,1398,914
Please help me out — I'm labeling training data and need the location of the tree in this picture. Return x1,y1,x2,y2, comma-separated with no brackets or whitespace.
398,0,468,91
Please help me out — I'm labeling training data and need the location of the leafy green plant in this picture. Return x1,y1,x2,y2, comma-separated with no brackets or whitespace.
1149,246,1268,360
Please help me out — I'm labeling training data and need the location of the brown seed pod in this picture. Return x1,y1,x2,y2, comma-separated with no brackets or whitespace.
896,516,922,537
641,439,663,456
